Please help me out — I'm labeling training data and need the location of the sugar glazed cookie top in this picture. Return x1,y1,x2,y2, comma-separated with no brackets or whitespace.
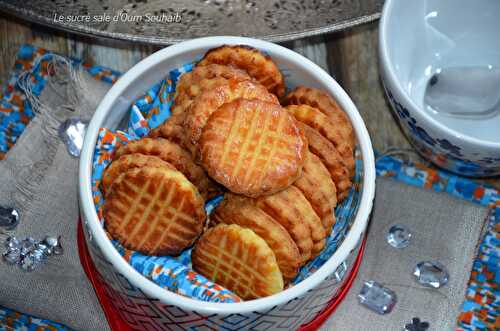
192,224,284,300
103,166,206,256
199,98,308,198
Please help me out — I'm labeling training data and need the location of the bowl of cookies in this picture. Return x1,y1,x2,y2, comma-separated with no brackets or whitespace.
79,36,375,329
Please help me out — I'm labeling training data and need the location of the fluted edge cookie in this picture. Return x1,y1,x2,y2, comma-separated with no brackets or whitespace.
172,64,252,114
192,224,283,300
286,104,355,177
212,194,301,280
104,166,206,256
114,137,211,199
198,45,285,98
101,153,174,195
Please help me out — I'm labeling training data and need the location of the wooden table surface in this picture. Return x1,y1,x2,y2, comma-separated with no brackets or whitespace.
0,11,498,330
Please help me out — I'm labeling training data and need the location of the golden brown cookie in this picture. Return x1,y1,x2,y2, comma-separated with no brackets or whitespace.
255,186,315,264
172,64,251,114
197,45,285,97
192,224,283,300
101,153,174,195
199,99,307,197
212,195,301,280
148,112,187,147
300,123,352,202
294,151,337,236
113,138,211,199
185,79,278,155
286,104,355,177
283,185,327,256
103,166,206,256
283,86,355,148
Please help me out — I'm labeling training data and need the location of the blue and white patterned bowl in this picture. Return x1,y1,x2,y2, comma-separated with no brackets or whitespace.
379,0,500,177
79,36,376,329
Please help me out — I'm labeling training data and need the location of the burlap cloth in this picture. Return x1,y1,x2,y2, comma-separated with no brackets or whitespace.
0,61,489,330
0,67,111,331
323,177,489,330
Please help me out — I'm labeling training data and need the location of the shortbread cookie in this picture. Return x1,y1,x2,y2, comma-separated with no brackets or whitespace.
283,86,355,149
300,123,352,201
148,112,187,147
114,138,211,199
284,185,327,256
192,224,283,300
294,151,338,236
104,166,206,256
212,195,301,280
173,64,251,114
255,186,315,264
199,99,307,197
286,104,355,176
198,45,285,97
101,153,173,195
185,79,278,155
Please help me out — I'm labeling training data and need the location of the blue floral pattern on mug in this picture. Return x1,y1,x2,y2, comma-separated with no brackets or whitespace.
383,84,498,176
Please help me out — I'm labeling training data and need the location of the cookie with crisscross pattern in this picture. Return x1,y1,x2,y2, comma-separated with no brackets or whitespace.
283,86,355,149
199,99,307,197
192,224,283,300
294,151,337,237
114,138,211,199
101,153,174,195
185,79,278,156
286,104,355,177
197,45,285,98
104,166,206,256
212,194,301,280
172,64,251,115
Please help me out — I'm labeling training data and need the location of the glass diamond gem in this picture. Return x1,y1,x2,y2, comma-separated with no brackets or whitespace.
3,249,21,265
358,280,397,315
20,254,39,272
414,261,449,288
387,224,412,248
5,236,20,250
0,206,19,230
58,118,88,157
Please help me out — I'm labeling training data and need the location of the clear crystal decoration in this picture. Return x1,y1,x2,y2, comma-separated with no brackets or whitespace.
58,118,88,157
414,261,449,288
31,249,46,262
5,236,20,250
3,249,21,265
20,254,39,271
358,280,397,315
44,235,63,255
43,236,58,248
3,235,62,270
387,224,412,248
20,237,37,257
0,206,19,230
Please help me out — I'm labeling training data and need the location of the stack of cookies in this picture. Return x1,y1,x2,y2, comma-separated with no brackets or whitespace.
102,44,355,301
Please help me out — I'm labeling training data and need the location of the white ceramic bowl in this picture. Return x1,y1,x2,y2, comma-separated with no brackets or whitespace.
79,36,375,329
380,0,500,176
